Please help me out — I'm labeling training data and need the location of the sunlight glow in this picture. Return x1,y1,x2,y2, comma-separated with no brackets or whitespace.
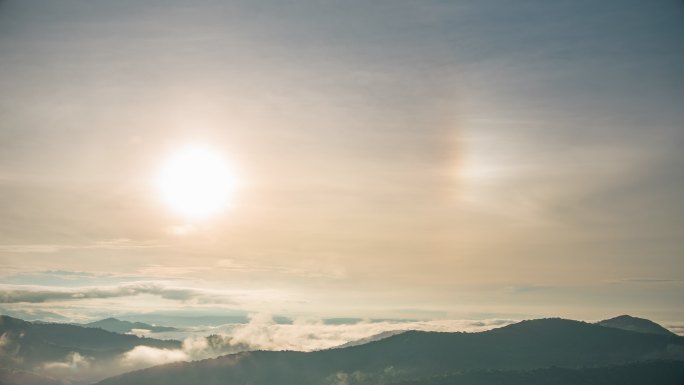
158,145,237,219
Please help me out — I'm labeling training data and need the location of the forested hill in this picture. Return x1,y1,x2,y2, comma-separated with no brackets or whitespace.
97,318,684,385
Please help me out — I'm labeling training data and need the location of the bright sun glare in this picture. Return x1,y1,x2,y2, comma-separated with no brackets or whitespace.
158,145,237,219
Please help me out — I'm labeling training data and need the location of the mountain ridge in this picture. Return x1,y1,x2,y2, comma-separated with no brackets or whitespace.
96,317,684,385
82,317,178,334
0,315,182,385
598,314,677,336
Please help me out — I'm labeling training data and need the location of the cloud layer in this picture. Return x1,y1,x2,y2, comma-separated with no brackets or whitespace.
139,313,517,355
15,314,515,384
0,283,233,304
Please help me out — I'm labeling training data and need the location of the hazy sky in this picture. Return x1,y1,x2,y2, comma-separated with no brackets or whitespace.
1,0,683,323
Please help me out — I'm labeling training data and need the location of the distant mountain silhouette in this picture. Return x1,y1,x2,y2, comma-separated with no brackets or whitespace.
83,317,177,334
598,314,677,336
335,330,406,348
0,315,181,384
97,318,684,385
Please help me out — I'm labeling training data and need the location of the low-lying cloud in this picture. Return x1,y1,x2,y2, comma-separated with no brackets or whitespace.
0,314,523,385
129,313,517,362
666,324,684,336
42,352,91,371
121,346,188,367
38,352,93,383
9,314,517,384
197,314,516,352
95,314,517,377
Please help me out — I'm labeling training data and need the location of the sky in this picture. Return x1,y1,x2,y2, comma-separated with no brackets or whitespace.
0,0,683,325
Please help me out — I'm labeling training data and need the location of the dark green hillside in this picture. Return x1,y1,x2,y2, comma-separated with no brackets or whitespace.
598,315,678,336
391,361,684,385
0,315,180,369
0,368,66,385
97,318,684,385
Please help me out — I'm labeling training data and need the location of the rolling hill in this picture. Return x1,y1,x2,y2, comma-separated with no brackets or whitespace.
598,314,678,336
389,361,684,385
0,315,181,385
82,318,177,334
97,318,684,385
0,315,180,368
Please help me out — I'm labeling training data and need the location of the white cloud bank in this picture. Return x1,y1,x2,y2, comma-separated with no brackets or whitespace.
117,313,517,367
18,314,516,384
121,346,189,367
214,314,515,351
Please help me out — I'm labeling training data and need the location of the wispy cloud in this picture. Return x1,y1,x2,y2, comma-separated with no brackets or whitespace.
0,308,70,322
135,265,211,277
215,258,347,279
0,239,166,253
611,278,684,285
0,283,234,304
506,285,556,294
126,258,346,280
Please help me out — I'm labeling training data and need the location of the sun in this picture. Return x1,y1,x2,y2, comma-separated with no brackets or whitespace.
158,145,237,219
